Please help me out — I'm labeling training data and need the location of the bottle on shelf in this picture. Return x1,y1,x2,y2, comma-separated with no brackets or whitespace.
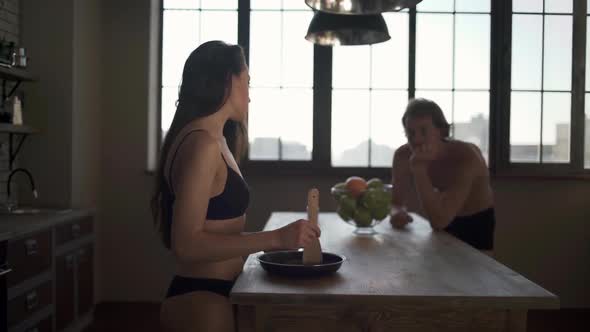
12,95,22,125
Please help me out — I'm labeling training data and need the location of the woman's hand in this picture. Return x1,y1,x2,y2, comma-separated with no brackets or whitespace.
273,219,321,250
390,209,413,229
409,144,436,173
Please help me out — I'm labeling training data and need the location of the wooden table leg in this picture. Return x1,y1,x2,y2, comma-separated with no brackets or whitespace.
255,305,271,332
235,305,254,332
507,310,527,332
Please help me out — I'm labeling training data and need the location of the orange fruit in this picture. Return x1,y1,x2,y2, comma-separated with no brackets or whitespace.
345,176,368,198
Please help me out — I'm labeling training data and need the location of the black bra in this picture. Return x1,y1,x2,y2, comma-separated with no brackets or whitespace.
166,129,250,221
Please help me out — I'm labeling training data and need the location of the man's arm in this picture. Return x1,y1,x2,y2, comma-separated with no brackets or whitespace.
412,158,475,230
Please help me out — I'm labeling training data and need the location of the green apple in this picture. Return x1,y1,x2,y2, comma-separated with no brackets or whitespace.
373,189,390,206
337,205,353,221
377,201,392,214
339,195,357,214
367,178,384,190
359,189,380,210
371,205,390,220
353,206,373,227
332,182,347,201
333,182,346,190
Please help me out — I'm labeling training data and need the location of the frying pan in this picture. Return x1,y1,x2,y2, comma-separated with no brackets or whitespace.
257,250,345,277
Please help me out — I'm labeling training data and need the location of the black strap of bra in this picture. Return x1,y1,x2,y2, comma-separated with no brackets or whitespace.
168,129,205,194
219,151,229,164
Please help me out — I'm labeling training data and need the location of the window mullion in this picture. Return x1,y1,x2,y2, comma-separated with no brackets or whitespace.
409,8,416,98
238,0,250,64
490,0,512,174
313,45,332,167
571,0,587,170
539,5,547,165
238,0,250,161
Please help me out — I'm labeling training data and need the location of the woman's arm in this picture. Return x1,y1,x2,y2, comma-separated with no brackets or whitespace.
170,132,320,263
202,215,245,234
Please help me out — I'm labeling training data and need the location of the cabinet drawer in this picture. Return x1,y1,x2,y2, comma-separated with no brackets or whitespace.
7,281,52,328
7,231,52,287
56,217,93,245
56,252,75,331
23,316,52,332
78,245,94,316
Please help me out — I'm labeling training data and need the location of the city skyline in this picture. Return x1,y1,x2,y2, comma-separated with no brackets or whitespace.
247,113,590,166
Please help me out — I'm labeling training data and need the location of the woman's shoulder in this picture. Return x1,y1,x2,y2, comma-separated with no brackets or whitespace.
177,128,217,147
173,129,221,165
165,128,222,187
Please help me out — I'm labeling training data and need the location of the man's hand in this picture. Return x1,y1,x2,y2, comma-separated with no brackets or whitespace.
409,144,436,173
390,208,413,229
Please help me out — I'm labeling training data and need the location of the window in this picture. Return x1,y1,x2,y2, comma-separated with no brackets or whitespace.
331,2,492,168
158,1,492,168
157,0,589,176
415,0,491,163
248,1,314,160
161,0,238,136
510,0,573,163
331,12,409,167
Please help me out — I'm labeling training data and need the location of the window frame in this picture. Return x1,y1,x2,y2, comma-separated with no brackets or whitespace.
493,0,589,178
156,0,590,179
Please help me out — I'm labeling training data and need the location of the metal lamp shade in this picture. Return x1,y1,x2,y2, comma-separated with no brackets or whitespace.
305,11,391,46
305,0,422,15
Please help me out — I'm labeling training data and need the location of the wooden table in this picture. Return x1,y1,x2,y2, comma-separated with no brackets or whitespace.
231,212,559,332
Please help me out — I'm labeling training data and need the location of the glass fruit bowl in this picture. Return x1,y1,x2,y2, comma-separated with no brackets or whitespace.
330,178,392,235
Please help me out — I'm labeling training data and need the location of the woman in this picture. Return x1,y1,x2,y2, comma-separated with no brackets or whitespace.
389,98,495,254
151,41,321,332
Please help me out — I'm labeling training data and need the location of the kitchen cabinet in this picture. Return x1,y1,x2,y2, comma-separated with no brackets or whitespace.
7,231,52,288
1,210,94,332
76,246,93,318
55,253,74,331
56,245,94,330
7,281,51,327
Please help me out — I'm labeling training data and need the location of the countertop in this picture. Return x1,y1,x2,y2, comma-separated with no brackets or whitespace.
0,209,93,242
231,212,559,310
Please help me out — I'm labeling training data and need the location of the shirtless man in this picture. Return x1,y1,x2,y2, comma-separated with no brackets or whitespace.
390,98,495,255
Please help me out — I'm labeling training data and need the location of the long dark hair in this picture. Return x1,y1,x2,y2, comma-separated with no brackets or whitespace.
151,41,247,248
401,98,451,138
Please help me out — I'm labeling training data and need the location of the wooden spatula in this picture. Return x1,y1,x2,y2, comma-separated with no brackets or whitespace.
303,188,323,265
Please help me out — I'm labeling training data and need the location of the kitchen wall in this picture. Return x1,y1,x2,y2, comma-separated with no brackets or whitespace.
20,0,74,209
0,0,18,41
19,0,102,208
0,0,20,204
71,0,102,209
98,0,174,302
15,0,590,308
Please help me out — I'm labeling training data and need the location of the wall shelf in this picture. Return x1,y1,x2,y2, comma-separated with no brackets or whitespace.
0,65,35,82
0,65,36,171
0,123,37,169
0,65,35,101
0,123,37,134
